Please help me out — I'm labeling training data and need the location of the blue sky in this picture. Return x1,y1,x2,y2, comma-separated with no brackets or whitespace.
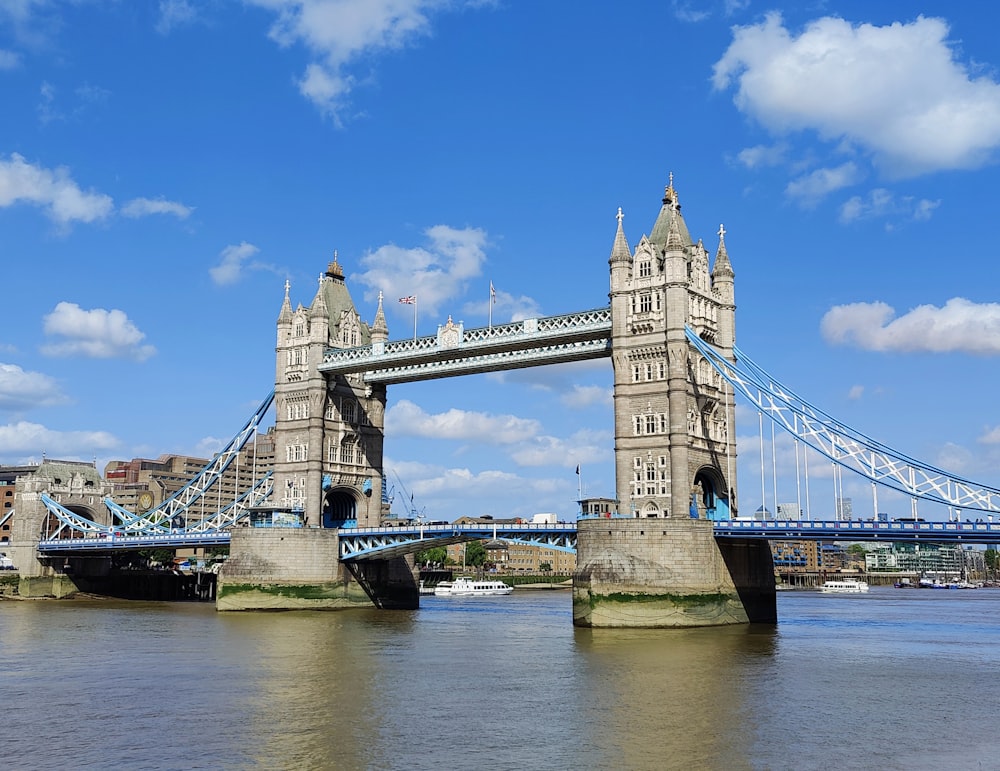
2,0,999,523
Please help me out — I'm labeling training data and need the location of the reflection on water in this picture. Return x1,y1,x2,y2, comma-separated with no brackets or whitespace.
572,623,777,769
2,588,999,770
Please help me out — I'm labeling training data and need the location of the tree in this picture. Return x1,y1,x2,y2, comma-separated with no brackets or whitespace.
846,544,866,555
540,561,552,573
986,549,998,573
465,540,487,567
416,546,448,567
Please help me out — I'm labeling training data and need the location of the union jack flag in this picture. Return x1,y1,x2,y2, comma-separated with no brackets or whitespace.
398,296,416,304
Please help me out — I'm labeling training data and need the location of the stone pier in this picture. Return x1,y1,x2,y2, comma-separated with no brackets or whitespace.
572,519,776,627
217,528,418,611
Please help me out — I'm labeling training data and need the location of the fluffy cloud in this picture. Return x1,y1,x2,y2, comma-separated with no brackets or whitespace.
785,163,863,206
714,13,1000,178
0,421,119,462
386,398,540,444
247,0,473,121
354,225,489,318
0,363,68,410
820,298,1000,354
41,302,156,361
839,189,941,225
0,153,113,225
209,242,269,286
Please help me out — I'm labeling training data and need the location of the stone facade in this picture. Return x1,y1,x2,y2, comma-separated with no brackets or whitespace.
271,257,389,528
218,528,417,611
575,180,774,627
218,528,363,610
7,461,114,593
608,179,737,521
573,519,774,627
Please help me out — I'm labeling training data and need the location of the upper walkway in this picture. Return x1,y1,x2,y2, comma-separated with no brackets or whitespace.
319,307,612,382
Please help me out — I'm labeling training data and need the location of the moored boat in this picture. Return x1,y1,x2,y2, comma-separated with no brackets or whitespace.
433,577,513,597
820,579,870,594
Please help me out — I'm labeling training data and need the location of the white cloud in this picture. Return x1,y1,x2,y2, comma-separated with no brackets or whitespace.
0,363,68,410
508,428,609,469
0,153,113,225
847,385,864,401
41,302,156,361
460,285,542,325
839,188,941,224
672,3,709,24
209,242,261,286
247,0,464,121
0,421,119,462
387,457,577,519
560,384,612,409
121,197,193,219
156,0,198,34
785,162,863,205
713,13,1000,178
0,49,20,69
386,398,540,444
980,426,1000,445
820,298,1000,355
355,224,489,318
735,142,788,169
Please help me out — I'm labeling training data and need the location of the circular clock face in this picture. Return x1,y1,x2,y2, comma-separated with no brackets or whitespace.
138,492,154,511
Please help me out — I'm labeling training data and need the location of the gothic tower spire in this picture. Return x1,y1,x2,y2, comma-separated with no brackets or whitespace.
371,290,389,343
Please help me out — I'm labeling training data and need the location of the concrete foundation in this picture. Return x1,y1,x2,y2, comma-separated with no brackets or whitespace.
572,518,776,628
217,528,418,611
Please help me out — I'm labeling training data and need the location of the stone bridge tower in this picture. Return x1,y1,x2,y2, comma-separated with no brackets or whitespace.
9,460,115,597
608,177,737,521
219,256,414,612
272,256,388,528
573,179,775,628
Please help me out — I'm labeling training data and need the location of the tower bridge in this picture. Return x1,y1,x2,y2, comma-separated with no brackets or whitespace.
8,177,1000,625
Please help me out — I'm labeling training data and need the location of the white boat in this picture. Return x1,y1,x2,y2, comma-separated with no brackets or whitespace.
820,579,870,594
433,577,513,597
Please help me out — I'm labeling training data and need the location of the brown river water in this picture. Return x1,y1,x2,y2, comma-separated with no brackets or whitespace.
1,587,999,770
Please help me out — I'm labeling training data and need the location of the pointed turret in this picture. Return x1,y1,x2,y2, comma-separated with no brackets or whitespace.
371,291,389,343
712,224,736,351
309,273,330,320
608,207,632,266
712,224,735,281
665,212,684,254
278,279,292,323
649,173,694,251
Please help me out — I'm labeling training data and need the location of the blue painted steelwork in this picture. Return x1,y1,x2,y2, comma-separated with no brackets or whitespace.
338,522,578,561
686,329,1000,515
35,516,1000,556
40,472,273,540
337,518,1000,561
37,392,275,540
714,518,1000,544
37,531,231,552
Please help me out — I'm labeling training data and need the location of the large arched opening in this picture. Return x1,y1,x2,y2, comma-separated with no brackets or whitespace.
692,466,731,521
322,488,358,528
40,503,108,539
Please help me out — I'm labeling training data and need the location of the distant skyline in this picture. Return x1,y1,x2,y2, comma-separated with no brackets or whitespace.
2,1,999,523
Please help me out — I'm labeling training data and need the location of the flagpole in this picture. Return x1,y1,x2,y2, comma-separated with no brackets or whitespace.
576,464,583,515
488,281,493,331
413,295,417,341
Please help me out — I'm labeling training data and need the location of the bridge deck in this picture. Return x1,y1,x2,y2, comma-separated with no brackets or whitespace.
32,518,1000,556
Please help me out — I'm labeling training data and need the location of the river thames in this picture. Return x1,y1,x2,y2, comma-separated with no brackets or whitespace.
2,587,999,770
